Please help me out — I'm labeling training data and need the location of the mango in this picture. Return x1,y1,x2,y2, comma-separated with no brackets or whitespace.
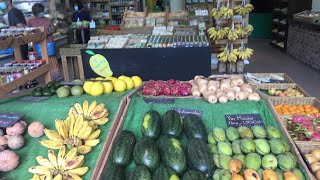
262,154,278,170
263,169,279,180
266,126,281,139
277,154,295,172
254,139,270,155
275,169,284,180
251,126,267,139
208,132,217,144
226,127,240,141
219,154,232,170
241,139,256,153
220,170,232,180
280,139,290,152
285,152,297,168
292,168,305,180
218,142,232,156
229,159,242,174
213,154,221,168
269,139,286,154
208,144,218,154
238,127,254,139
244,169,261,180
232,140,242,155
213,169,222,180
245,153,261,171
233,154,245,164
283,172,299,180
231,173,244,180
213,128,226,142
257,169,263,179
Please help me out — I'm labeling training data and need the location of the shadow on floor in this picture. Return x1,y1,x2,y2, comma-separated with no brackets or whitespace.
247,39,320,99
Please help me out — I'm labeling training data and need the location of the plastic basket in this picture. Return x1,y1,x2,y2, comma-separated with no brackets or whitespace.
35,42,56,57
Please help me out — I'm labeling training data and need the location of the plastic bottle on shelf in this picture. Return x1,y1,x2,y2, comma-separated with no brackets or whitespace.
90,20,96,29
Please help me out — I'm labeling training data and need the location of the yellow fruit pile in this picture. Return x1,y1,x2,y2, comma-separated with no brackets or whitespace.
83,75,143,96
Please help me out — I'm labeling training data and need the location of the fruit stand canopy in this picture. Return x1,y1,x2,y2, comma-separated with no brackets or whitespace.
0,91,128,179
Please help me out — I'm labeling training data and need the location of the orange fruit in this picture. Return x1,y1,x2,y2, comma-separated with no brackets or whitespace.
288,107,296,111
283,104,290,108
275,104,282,109
312,109,319,114
283,111,291,115
304,104,311,109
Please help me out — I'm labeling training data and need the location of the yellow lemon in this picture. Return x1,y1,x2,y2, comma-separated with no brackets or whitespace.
89,82,104,96
83,81,94,94
131,76,143,88
103,82,113,94
95,77,104,81
113,79,127,92
123,77,134,90
118,75,127,80
105,76,117,84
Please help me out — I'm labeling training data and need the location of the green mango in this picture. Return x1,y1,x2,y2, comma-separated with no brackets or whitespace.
208,144,218,154
280,139,291,152
277,154,295,172
226,127,240,142
213,128,226,142
267,126,281,139
257,169,263,179
254,139,270,155
232,140,242,155
238,127,254,139
275,169,284,180
220,170,231,180
213,154,221,168
213,169,222,180
245,153,261,171
218,142,232,156
285,152,297,168
208,132,217,144
292,168,305,180
262,154,278,170
233,154,245,164
219,154,232,170
251,126,267,139
269,139,286,155
241,139,256,153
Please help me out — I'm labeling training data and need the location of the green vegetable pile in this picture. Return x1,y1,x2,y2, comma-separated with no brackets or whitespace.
101,109,307,180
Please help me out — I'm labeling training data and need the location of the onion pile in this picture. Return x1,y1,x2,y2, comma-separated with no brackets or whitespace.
190,75,261,104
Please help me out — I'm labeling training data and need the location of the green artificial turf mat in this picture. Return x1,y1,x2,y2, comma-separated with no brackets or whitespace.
0,91,128,179
114,95,309,179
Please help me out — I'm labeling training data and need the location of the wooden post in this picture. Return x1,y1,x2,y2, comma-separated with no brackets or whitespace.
39,27,52,84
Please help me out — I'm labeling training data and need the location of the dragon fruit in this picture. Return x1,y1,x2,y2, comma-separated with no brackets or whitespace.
288,115,320,141
163,86,171,95
142,80,192,96
179,86,189,96
167,79,176,85
171,86,180,96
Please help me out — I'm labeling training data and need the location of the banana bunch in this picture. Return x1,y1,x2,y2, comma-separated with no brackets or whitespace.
245,24,254,35
228,30,239,41
40,114,101,154
69,100,109,127
208,27,230,40
217,49,230,62
211,7,234,20
29,146,88,180
237,47,254,59
235,24,253,38
227,49,239,63
233,4,254,16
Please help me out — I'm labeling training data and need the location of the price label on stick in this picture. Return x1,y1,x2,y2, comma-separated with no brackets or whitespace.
172,107,203,118
143,98,175,104
0,113,24,128
225,114,264,128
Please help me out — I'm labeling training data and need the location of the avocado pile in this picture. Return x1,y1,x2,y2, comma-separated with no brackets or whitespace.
31,81,61,97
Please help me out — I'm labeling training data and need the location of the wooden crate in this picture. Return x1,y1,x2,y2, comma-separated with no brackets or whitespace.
257,84,310,100
59,44,86,56
245,73,295,89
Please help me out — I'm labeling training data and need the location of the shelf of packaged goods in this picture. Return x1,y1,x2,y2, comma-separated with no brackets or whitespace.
87,9,109,12
110,4,135,7
84,0,109,2
111,13,124,16
0,64,50,95
92,17,110,20
1,32,46,47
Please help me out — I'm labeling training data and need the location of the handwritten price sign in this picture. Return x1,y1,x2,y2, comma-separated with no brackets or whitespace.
0,113,24,128
171,107,203,117
225,114,264,128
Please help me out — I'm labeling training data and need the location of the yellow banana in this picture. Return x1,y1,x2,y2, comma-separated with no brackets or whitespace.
83,100,89,117
44,129,63,142
87,100,97,117
92,117,109,126
64,147,78,161
48,149,58,168
77,145,92,154
64,155,84,170
84,139,100,147
74,102,83,115
57,146,66,168
77,126,93,139
68,107,78,117
73,116,84,137
89,103,105,117
31,174,41,180
66,167,89,176
40,140,63,149
87,129,101,140
36,156,54,169
64,172,82,180
28,166,49,174
53,174,62,180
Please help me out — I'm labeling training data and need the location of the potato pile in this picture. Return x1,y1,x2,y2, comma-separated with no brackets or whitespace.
190,76,261,103
305,149,320,179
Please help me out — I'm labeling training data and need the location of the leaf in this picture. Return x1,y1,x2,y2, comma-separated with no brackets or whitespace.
86,50,95,56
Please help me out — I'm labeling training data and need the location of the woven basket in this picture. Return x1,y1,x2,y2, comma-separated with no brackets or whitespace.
245,73,295,89
278,116,320,154
208,74,244,80
257,84,310,100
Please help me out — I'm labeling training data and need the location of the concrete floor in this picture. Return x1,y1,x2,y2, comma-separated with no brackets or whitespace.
246,39,320,99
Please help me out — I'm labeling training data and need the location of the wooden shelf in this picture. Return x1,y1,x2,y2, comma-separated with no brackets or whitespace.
0,64,50,95
215,39,248,45
92,17,110,20
110,4,134,7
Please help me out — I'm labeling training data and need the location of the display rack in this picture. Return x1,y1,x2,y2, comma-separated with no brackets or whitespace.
110,0,139,25
0,27,51,95
270,0,288,51
185,1,214,27
83,0,110,28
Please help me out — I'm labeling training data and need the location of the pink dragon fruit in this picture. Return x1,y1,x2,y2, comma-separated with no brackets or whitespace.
163,86,171,95
310,131,320,141
179,86,189,96
149,87,161,96
143,88,152,95
170,86,180,96
167,79,176,85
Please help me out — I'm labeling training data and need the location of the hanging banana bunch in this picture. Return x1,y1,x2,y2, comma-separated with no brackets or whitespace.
237,47,254,60
217,48,230,62
227,29,239,41
208,27,230,40
233,0,254,16
245,24,254,35
211,8,224,20
228,49,239,63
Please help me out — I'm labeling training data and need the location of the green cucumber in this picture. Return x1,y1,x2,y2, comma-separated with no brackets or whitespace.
160,137,187,176
152,164,179,180
186,139,214,177
127,165,152,180
111,130,136,166
141,110,161,139
182,170,206,180
183,114,207,142
133,136,160,171
162,110,182,138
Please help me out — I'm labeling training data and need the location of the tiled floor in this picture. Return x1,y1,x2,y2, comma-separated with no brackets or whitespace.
246,39,320,99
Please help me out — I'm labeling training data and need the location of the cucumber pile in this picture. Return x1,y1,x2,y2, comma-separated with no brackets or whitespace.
101,109,306,180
